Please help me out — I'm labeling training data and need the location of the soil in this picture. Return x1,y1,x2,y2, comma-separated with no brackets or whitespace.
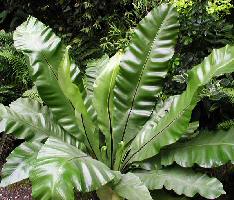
0,182,32,200
0,134,31,200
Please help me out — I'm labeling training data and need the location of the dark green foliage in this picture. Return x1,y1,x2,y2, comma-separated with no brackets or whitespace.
218,119,234,129
1,0,233,68
22,86,42,104
0,31,31,104
0,0,164,66
164,0,234,95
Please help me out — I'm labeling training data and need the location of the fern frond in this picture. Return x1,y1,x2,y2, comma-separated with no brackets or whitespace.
0,48,29,85
222,87,234,104
0,85,14,94
218,119,234,129
22,86,42,103
0,31,13,46
0,85,15,103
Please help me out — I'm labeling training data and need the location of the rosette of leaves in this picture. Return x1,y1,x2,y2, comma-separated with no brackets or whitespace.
0,3,234,200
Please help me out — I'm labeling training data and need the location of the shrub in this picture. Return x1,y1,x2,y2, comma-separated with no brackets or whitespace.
0,3,234,200
0,31,31,105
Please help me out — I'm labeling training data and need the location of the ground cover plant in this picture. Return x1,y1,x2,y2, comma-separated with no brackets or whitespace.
0,31,31,105
0,3,234,200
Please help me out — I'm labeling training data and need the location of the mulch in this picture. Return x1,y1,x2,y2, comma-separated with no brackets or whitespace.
0,183,32,200
0,134,32,200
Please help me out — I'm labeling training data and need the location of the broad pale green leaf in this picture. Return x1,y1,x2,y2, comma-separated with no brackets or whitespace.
121,97,174,170
13,16,83,140
161,127,234,168
125,45,234,165
58,46,100,159
138,155,162,171
0,120,4,132
185,121,199,135
0,98,82,148
112,4,179,145
31,137,115,200
113,173,153,200
133,96,176,149
0,141,42,187
83,55,110,122
77,55,110,127
135,167,225,199
9,97,45,115
58,46,87,114
93,52,122,167
85,54,110,97
180,121,199,140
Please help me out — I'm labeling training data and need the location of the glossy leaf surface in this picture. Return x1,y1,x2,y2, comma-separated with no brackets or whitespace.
0,98,82,148
161,127,234,168
135,167,225,199
13,16,82,140
113,173,153,200
125,45,234,165
83,55,110,122
58,46,100,159
97,185,123,200
112,4,179,144
93,52,122,166
0,141,41,187
85,55,110,97
31,138,114,200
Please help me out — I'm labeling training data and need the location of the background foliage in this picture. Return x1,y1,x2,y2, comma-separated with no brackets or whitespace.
0,31,31,105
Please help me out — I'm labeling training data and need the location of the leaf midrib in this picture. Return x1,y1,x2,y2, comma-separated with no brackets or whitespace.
3,112,52,139
49,155,88,195
123,102,191,168
125,51,234,166
121,8,170,141
142,171,215,191
164,141,234,151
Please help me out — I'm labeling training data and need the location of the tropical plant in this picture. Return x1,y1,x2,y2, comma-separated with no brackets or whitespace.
1,3,234,200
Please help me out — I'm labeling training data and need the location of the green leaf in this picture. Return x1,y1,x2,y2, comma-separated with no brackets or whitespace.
13,16,83,140
125,45,234,165
180,121,199,140
30,137,115,200
83,55,110,122
93,52,122,167
112,4,179,145
134,96,176,148
113,141,125,171
113,173,153,200
58,46,87,114
0,98,82,148
185,121,199,135
161,127,234,168
58,46,100,159
97,185,123,200
135,167,225,199
85,54,110,97
0,141,42,187
138,156,162,171
122,97,174,170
